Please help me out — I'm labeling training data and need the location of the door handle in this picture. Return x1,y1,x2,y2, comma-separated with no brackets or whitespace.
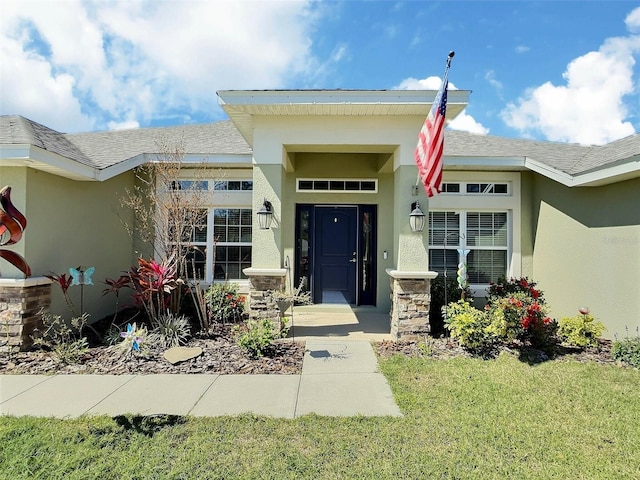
349,258,357,263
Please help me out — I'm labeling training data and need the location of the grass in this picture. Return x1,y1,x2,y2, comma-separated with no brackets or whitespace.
1,353,639,479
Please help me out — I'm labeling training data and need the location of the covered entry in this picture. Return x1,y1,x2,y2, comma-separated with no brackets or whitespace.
295,204,377,306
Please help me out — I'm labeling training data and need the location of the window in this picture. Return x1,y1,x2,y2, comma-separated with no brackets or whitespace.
213,208,252,280
440,182,509,195
296,178,378,193
170,180,209,190
167,208,208,279
214,180,253,191
429,211,508,284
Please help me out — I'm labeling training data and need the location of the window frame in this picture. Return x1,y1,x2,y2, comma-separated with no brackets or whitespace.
211,207,253,281
428,209,511,289
157,170,253,284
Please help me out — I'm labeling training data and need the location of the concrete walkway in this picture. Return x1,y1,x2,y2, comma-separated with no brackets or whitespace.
0,339,402,419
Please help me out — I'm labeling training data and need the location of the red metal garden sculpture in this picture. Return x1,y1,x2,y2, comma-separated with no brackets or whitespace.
0,185,31,277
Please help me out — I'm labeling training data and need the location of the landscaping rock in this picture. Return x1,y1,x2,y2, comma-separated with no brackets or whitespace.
163,346,203,365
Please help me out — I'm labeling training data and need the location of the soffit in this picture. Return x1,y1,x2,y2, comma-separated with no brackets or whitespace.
218,90,471,146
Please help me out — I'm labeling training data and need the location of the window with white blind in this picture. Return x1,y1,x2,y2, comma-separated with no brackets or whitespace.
428,211,509,285
212,208,252,280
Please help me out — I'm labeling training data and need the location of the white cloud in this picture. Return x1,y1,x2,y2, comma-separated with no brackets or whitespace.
448,110,490,135
0,0,320,132
485,70,503,93
515,45,530,54
394,76,489,135
0,27,94,131
501,7,640,145
330,44,349,63
626,6,640,32
108,120,140,131
394,76,458,90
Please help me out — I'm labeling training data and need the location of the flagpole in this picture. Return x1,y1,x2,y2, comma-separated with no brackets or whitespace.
414,51,455,189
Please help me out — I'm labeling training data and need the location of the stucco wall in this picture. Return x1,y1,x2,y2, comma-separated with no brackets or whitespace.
24,168,136,322
250,114,431,312
531,175,640,338
0,167,28,278
283,152,397,312
520,171,535,279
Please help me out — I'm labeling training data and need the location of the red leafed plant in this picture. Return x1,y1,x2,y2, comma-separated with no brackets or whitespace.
122,254,179,325
45,272,76,315
0,185,31,277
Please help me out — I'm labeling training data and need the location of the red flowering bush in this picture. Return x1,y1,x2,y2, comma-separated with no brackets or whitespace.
487,277,556,348
204,283,246,324
444,277,558,355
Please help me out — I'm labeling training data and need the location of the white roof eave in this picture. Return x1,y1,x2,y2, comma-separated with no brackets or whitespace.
217,89,471,106
218,89,471,146
524,156,640,187
1,144,99,181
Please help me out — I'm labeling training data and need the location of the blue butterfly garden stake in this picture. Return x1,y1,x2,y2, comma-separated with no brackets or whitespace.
69,266,95,314
69,266,95,285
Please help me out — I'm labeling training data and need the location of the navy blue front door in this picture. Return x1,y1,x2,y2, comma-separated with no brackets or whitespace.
314,206,357,304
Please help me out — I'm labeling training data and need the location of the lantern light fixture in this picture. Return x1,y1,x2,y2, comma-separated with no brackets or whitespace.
409,201,425,232
257,199,273,230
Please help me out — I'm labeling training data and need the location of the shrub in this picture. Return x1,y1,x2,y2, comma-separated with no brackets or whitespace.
429,275,473,337
234,318,284,358
486,277,555,349
103,323,124,346
445,277,558,356
488,276,545,303
205,283,245,324
612,327,640,368
558,309,605,348
32,312,89,365
445,300,498,355
151,313,191,348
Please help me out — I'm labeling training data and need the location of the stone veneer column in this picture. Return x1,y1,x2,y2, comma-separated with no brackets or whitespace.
242,268,287,322
386,269,437,341
0,277,52,352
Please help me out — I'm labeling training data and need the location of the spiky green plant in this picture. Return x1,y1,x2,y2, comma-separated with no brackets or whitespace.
151,312,191,348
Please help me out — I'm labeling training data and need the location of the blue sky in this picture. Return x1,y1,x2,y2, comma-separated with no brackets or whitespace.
1,1,639,145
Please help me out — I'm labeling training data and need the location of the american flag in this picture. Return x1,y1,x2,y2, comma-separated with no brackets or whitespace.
414,76,449,197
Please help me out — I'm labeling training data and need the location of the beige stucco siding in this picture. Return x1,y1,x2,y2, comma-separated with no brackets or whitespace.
24,168,136,322
250,114,433,310
251,153,398,312
0,167,28,277
531,175,640,338
281,152,397,312
520,171,535,279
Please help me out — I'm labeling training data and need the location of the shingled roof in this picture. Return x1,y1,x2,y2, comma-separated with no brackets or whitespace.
0,115,252,178
0,115,93,166
1,114,638,185
67,120,252,169
444,129,640,176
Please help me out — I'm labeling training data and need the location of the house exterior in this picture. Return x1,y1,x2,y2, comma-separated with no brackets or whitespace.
1,89,638,341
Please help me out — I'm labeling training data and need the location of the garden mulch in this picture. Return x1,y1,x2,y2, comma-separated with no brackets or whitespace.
1,323,620,376
1,324,305,376
376,337,618,366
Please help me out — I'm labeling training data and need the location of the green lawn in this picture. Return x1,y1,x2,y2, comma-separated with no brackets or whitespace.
1,353,639,479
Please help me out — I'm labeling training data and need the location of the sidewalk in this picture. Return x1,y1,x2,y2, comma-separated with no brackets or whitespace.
0,339,402,419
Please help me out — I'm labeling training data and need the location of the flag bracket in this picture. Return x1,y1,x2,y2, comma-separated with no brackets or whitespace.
411,185,419,196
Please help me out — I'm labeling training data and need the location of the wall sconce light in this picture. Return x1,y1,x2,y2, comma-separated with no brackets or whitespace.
409,201,425,232
257,199,273,230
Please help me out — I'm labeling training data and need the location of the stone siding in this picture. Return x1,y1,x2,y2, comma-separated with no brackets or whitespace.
0,282,51,352
389,277,431,341
246,274,286,321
